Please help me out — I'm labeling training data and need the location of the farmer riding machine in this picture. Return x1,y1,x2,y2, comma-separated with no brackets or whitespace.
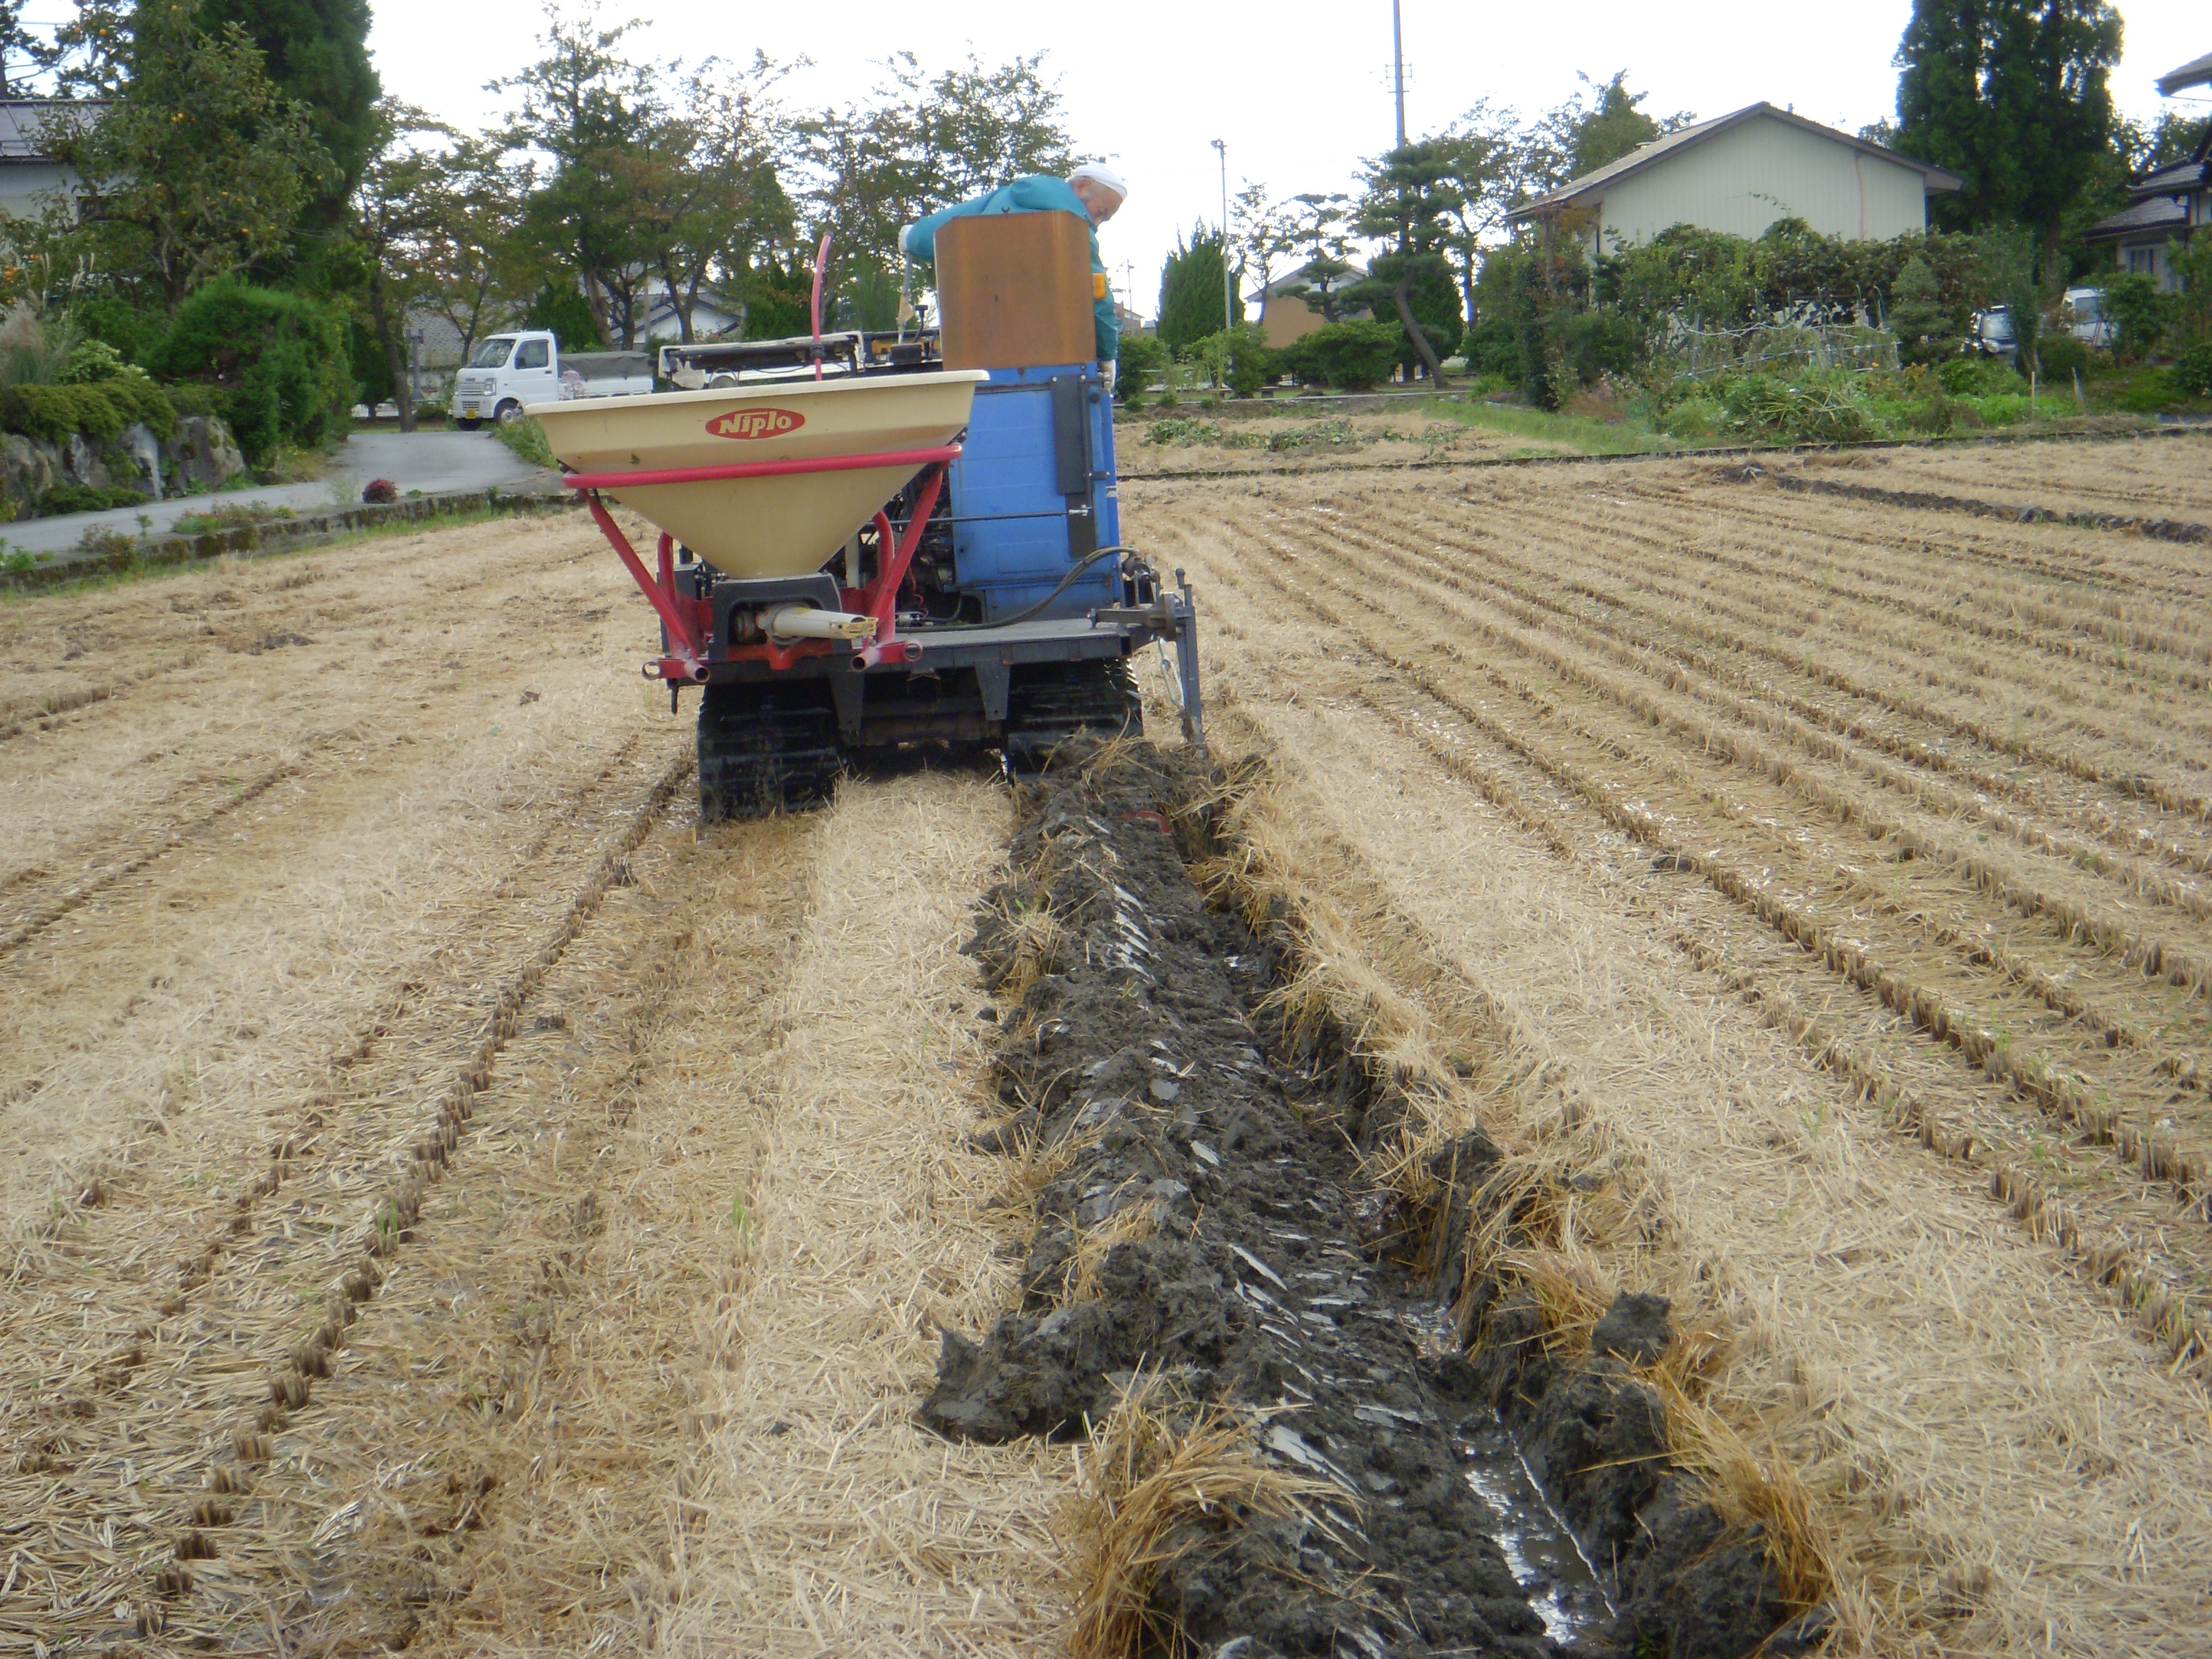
536,212,1202,822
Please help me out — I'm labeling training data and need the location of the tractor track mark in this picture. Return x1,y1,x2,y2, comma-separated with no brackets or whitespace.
0,756,309,961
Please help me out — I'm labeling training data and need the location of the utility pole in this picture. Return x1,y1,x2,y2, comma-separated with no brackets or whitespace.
1391,0,1407,149
1211,138,1232,347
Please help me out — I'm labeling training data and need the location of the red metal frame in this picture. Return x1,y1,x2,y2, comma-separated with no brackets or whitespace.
567,446,958,683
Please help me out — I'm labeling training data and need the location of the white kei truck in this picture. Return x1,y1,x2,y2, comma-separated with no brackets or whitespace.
450,331,655,429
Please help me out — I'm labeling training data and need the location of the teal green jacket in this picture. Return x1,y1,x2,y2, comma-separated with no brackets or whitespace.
904,176,1118,360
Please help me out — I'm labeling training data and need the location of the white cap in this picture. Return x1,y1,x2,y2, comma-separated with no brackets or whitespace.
1069,163,1128,199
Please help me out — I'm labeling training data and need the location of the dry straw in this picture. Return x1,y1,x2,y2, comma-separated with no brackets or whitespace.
1130,472,2212,1655
1064,1373,1331,1659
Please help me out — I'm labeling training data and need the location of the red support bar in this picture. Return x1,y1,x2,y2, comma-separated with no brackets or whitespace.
561,444,961,492
588,494,701,664
860,464,948,642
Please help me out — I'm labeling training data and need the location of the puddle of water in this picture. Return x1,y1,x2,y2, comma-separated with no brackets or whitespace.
1455,1413,1615,1642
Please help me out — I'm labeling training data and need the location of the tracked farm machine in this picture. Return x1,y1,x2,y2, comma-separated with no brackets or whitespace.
538,212,1201,821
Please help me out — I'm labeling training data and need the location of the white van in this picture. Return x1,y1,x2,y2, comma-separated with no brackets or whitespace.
451,331,655,428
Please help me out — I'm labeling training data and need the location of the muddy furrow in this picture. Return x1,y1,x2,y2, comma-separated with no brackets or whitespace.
1143,510,2212,1655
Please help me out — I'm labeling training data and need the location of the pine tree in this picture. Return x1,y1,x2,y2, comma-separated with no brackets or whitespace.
1894,0,2118,256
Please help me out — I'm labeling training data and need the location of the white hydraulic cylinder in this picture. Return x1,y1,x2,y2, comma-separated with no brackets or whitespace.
761,603,878,642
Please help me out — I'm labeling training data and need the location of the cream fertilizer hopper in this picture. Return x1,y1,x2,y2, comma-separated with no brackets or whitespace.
537,217,1202,820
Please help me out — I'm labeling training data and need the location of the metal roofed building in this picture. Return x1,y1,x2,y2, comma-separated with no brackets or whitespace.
0,100,102,221
1504,102,1962,254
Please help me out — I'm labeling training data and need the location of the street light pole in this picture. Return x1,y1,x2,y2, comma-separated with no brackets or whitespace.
1210,138,1231,351
1391,0,1406,149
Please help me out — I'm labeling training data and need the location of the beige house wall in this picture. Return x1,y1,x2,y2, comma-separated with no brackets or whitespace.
1259,295,1330,349
1591,114,1930,252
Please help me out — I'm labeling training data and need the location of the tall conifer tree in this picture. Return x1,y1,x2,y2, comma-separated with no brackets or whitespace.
1894,0,2119,258
200,0,380,206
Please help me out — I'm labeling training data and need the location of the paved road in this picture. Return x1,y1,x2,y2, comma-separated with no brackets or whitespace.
1,429,559,558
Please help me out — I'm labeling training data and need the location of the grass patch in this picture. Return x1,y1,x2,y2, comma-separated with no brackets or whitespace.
1424,397,1684,455
493,415,557,471
170,500,297,536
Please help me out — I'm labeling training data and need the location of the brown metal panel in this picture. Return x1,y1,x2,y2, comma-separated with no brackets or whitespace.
935,211,1097,369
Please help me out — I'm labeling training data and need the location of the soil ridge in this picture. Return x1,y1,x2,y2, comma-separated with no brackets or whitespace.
928,742,1556,1656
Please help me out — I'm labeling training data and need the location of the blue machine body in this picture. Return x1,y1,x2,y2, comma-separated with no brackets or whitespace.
948,363,1120,622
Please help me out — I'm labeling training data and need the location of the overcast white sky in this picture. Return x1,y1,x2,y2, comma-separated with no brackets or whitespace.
366,0,2207,320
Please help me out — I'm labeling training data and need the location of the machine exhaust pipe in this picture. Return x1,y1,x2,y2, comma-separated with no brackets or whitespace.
760,603,878,642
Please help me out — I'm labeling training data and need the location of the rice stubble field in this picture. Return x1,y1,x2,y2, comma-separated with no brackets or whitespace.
4,430,2212,1656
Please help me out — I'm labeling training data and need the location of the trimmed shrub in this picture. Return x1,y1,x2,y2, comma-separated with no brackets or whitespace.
153,280,351,464
2033,333,2090,381
1282,319,1401,390
1114,332,1165,404
0,378,176,443
2172,343,2212,399
38,482,150,515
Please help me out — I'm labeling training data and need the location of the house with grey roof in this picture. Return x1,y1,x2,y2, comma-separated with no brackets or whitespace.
1504,102,1961,253
0,101,99,222
2085,52,2209,289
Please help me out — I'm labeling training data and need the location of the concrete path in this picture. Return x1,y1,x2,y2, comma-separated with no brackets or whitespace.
0,429,557,558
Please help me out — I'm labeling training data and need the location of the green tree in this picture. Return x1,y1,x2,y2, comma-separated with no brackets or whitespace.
800,50,1077,305
523,281,603,349
1519,72,1694,192
495,11,664,346
1887,253,1961,363
1156,226,1236,351
635,58,793,342
1274,192,1359,323
1344,140,1467,382
41,0,328,308
1894,0,2121,258
413,136,534,364
351,98,443,430
199,0,379,216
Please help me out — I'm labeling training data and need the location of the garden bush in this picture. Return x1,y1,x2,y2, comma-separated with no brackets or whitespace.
1114,333,1165,405
1280,319,1402,390
2172,343,2212,399
153,279,351,464
2033,333,2091,381
1460,317,1520,379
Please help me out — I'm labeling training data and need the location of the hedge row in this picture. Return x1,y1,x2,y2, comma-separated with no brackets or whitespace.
0,377,179,445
